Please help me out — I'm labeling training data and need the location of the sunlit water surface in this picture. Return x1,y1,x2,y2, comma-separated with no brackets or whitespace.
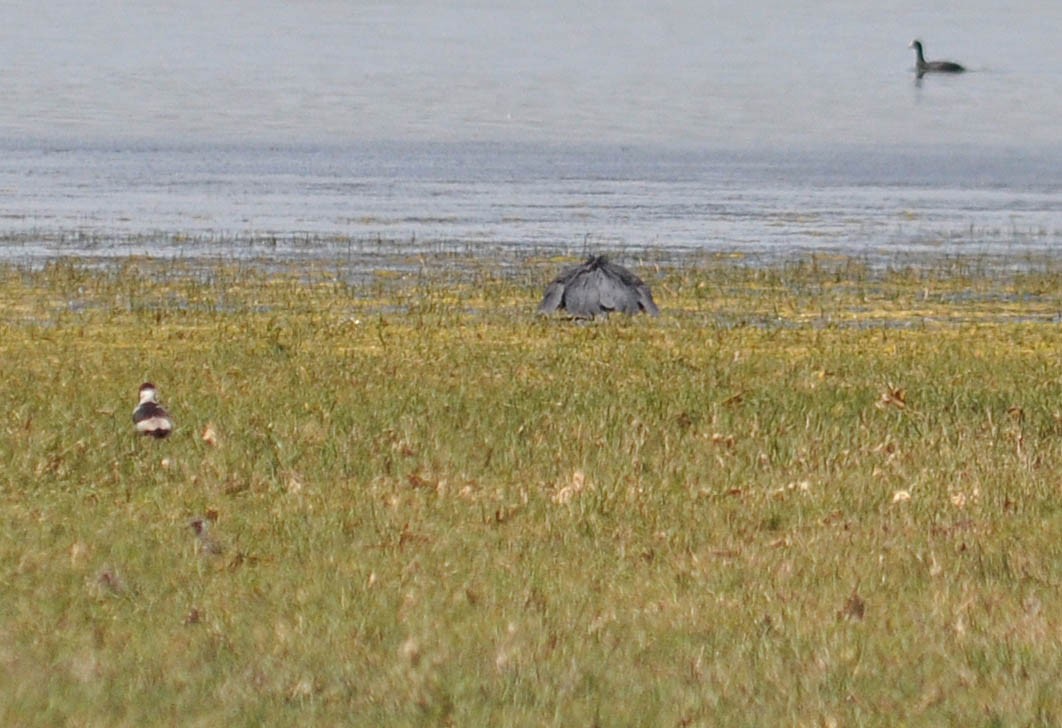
1,1,1059,269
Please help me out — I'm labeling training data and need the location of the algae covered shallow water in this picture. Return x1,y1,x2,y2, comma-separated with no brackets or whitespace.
1,140,1059,270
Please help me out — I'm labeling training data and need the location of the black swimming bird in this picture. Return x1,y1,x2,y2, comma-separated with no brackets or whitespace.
909,40,965,75
537,255,660,318
133,382,173,438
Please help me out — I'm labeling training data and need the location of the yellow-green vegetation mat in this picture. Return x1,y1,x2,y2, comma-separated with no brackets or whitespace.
1,257,1059,726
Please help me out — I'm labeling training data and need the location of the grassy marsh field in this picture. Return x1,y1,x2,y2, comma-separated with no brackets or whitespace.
0,254,1059,726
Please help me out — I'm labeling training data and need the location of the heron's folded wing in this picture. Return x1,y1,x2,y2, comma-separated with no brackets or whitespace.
536,281,566,314
636,285,660,316
562,271,603,316
598,265,642,313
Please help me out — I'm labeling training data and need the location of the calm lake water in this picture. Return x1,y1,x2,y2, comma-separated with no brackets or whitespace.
1,1,1059,268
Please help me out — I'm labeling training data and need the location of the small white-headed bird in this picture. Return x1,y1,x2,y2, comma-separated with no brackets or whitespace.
132,382,173,438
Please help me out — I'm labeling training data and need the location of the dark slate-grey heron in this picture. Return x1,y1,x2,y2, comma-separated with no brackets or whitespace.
536,255,660,318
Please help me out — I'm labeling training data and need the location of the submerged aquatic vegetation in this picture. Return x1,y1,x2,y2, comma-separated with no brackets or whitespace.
0,255,1059,726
